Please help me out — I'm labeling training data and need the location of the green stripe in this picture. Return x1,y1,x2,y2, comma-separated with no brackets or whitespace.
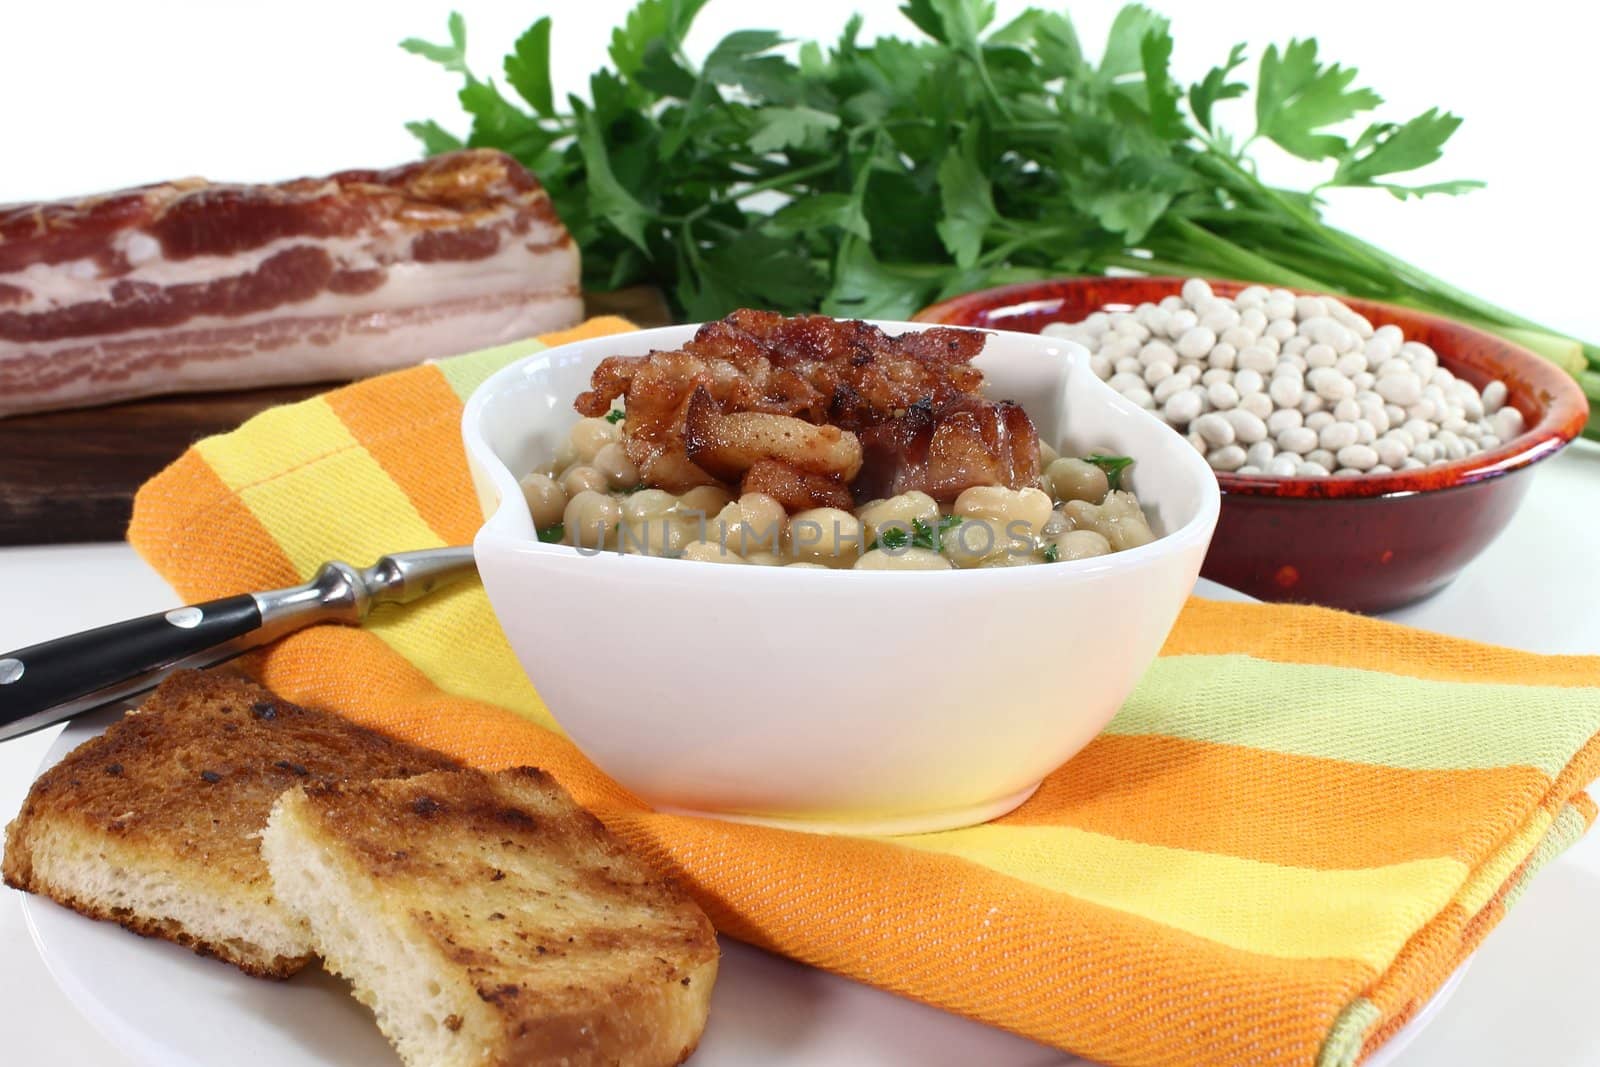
1111,656,1600,776
1319,996,1380,1067
1504,803,1590,910
437,338,549,403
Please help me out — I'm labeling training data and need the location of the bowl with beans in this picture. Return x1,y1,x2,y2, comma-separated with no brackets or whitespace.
916,277,1589,612
462,318,1219,835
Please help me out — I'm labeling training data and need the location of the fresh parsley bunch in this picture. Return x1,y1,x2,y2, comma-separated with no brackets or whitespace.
404,0,1600,431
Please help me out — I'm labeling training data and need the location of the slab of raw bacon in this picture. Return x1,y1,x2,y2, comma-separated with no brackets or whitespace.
0,149,582,416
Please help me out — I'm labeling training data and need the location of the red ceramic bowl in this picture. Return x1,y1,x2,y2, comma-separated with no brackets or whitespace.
916,277,1590,613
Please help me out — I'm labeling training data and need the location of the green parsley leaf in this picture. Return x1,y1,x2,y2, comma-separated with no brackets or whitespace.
872,525,912,552
1189,42,1248,134
536,523,565,543
608,0,708,77
400,12,468,75
504,17,555,118
1254,39,1382,161
1085,453,1135,491
571,101,652,253
604,409,625,424
1333,109,1476,188
405,120,462,156
935,130,996,268
748,107,842,154
1042,542,1060,563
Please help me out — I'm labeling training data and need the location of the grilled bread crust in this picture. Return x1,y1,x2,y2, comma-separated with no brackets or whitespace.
262,767,719,1066
2,670,458,977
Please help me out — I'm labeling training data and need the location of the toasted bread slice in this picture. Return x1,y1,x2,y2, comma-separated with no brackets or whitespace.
262,767,718,1067
2,670,457,977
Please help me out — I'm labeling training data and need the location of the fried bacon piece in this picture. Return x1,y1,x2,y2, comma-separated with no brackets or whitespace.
573,310,1039,508
855,395,1039,502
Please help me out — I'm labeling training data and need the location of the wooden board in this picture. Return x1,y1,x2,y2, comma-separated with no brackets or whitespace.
0,288,673,546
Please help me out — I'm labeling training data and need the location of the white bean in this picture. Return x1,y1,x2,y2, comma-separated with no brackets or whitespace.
1194,412,1235,447
1297,460,1330,476
1305,448,1337,469
1494,406,1525,439
1225,408,1268,444
1153,374,1189,403
1337,443,1379,470
1178,326,1219,360
1320,421,1359,451
1267,408,1303,435
1245,440,1276,467
1482,380,1508,413
1304,342,1336,368
1269,375,1304,409
1181,278,1214,306
1375,436,1410,467
1239,392,1275,420
1333,397,1362,423
1139,340,1178,367
1268,455,1300,477
1234,368,1264,394
1223,326,1261,352
1207,342,1238,370
1207,444,1247,472
1276,426,1319,455
1163,390,1203,426
1208,381,1240,410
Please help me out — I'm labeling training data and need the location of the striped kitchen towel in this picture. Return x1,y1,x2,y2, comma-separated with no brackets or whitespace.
128,317,1600,1067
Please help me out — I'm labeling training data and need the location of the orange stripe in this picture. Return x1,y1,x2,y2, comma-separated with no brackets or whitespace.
1002,734,1550,869
127,448,299,600
323,366,480,545
245,625,639,811
599,811,1372,1066
1168,598,1600,688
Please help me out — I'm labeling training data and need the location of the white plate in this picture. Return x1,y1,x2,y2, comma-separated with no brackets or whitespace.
20,580,1464,1067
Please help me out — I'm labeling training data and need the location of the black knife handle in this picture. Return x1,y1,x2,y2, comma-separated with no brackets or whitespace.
0,595,262,738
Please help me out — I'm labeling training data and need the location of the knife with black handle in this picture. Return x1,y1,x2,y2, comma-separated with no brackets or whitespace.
0,546,476,742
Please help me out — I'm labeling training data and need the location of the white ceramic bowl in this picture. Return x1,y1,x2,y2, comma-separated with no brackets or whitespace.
462,322,1220,834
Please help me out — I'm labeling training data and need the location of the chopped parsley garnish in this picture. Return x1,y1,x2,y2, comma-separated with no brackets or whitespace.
875,526,911,551
536,523,565,543
1085,454,1135,491
604,409,625,424
1042,543,1060,563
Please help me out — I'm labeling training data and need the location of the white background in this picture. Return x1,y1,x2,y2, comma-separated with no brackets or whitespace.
3,0,1598,343
4,2,1600,1065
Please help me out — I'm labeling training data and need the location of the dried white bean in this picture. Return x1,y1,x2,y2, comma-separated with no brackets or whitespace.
1297,460,1330,476
1207,342,1238,370
1277,426,1318,454
1181,278,1214,305
1337,443,1379,470
1482,380,1508,413
1240,391,1274,420
1194,412,1235,447
1267,408,1303,434
1306,448,1337,469
1207,444,1247,472
1268,455,1300,477
1138,340,1178,367
1226,408,1269,444
1269,375,1304,409
1234,368,1264,394
1178,326,1218,360
1208,381,1240,410
1163,390,1203,425
1320,421,1359,451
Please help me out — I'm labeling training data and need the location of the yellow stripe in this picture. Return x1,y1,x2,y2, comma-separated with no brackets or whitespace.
894,824,1467,970
1454,807,1552,916
195,399,555,731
